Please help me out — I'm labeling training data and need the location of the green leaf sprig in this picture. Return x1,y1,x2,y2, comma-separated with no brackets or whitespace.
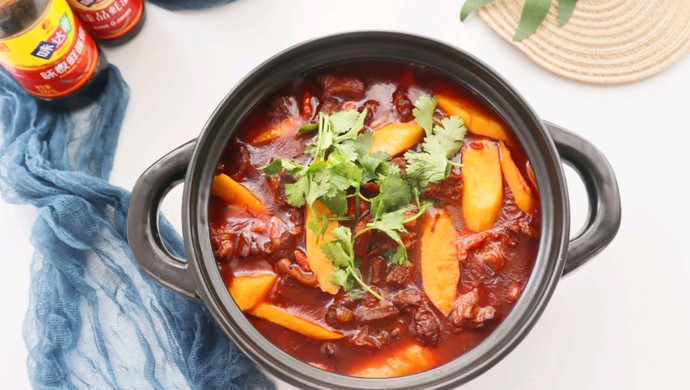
321,226,383,300
262,94,467,299
403,96,467,191
262,108,369,221
460,0,579,42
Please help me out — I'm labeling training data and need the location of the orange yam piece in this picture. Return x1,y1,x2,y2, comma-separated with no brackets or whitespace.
369,122,425,157
248,116,300,145
248,303,344,340
211,173,267,214
305,200,340,295
435,93,512,145
228,273,277,311
499,141,536,213
461,141,503,232
349,344,436,378
419,209,460,315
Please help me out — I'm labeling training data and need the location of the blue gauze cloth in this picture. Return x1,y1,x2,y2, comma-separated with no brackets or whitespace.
0,35,274,390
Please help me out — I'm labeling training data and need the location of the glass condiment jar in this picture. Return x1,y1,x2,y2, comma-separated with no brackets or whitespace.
66,0,145,45
0,0,108,105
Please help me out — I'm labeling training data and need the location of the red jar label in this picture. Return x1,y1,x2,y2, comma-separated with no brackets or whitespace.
0,0,100,98
67,0,144,40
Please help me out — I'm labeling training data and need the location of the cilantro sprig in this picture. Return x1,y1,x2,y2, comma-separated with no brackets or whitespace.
404,96,467,190
263,109,368,218
262,94,466,299
353,201,432,265
321,226,383,300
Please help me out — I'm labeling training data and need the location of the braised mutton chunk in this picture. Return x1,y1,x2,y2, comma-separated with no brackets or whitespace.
393,288,441,346
360,99,380,125
370,257,388,286
354,300,399,324
412,308,441,346
268,95,298,121
392,88,414,122
320,74,366,98
224,140,252,181
210,223,235,261
352,326,391,350
353,218,373,259
450,288,497,329
385,264,415,287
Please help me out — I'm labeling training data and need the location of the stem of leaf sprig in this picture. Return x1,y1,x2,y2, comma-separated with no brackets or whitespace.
460,0,579,41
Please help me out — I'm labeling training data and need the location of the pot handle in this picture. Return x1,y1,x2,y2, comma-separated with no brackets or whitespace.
127,140,199,299
545,122,621,275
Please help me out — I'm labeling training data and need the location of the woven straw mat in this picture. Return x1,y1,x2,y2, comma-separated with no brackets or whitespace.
477,0,690,84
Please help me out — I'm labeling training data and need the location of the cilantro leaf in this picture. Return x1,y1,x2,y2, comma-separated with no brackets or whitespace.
321,241,351,269
261,158,306,178
332,141,358,162
333,158,363,185
330,109,361,134
384,246,408,265
353,132,391,182
329,268,351,290
331,108,367,142
405,94,468,190
412,95,437,136
322,226,382,298
424,116,467,159
370,170,412,219
320,191,348,215
332,225,352,245
305,170,332,206
353,130,374,157
284,176,308,207
370,208,407,235
307,219,321,238
365,208,409,263
261,159,284,176
404,150,451,188
299,121,319,133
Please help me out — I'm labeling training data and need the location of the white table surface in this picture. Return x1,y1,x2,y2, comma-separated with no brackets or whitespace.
2,0,689,388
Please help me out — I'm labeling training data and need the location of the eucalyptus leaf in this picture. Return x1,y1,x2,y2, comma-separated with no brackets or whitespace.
460,0,496,21
558,0,577,26
513,0,552,42
460,0,578,42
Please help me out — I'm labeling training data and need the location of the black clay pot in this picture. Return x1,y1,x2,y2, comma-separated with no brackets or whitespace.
127,32,621,389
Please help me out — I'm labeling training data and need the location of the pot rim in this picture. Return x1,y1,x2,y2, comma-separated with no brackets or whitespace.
182,31,569,389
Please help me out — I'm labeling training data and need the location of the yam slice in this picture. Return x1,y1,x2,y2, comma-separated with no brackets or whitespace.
419,208,460,316
305,200,340,295
461,141,503,232
499,141,536,213
211,173,267,214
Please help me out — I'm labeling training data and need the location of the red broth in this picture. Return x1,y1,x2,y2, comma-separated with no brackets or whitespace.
209,62,540,377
